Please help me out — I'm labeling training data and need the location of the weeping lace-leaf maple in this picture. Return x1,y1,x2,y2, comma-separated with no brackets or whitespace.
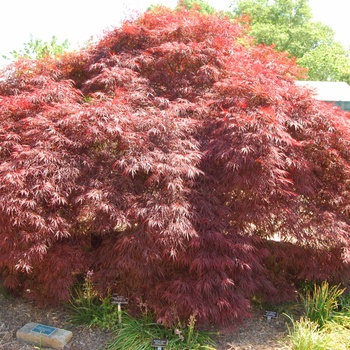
1,6,350,325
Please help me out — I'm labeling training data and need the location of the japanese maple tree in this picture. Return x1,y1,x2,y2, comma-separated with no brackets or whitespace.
1,5,350,326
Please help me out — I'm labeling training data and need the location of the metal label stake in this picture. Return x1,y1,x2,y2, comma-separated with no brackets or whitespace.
111,295,129,324
151,338,168,349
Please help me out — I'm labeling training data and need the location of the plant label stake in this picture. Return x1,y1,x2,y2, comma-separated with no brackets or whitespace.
151,338,168,349
111,295,129,324
264,310,278,322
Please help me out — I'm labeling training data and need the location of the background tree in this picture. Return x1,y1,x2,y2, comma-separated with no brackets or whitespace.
231,0,350,82
298,41,350,82
1,7,350,326
2,35,70,60
176,0,224,15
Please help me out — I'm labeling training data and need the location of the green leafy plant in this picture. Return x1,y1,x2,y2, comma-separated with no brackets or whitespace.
66,272,119,330
107,311,217,350
300,281,345,327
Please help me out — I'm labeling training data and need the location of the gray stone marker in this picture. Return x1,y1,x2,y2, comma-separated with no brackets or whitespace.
16,322,72,349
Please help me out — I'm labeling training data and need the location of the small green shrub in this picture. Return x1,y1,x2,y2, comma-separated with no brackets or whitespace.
0,280,11,300
107,311,217,350
300,281,345,327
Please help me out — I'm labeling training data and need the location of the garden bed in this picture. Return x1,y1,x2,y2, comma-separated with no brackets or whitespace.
0,292,288,349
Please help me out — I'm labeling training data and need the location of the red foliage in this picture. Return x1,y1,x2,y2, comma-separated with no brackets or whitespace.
1,7,350,325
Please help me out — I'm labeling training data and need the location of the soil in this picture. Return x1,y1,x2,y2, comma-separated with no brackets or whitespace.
0,292,290,349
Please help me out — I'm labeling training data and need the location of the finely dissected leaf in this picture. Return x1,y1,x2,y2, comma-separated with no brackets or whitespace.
0,7,350,326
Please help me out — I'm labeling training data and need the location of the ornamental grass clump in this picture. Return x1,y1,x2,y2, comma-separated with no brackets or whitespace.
287,316,335,350
286,316,350,350
300,281,345,327
286,281,350,350
107,311,216,350
67,272,119,330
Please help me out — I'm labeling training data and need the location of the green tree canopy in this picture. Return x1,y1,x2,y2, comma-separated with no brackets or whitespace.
176,0,219,14
2,35,70,60
231,0,350,82
298,41,350,82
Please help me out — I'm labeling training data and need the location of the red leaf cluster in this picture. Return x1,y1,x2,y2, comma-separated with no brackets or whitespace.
1,8,350,326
